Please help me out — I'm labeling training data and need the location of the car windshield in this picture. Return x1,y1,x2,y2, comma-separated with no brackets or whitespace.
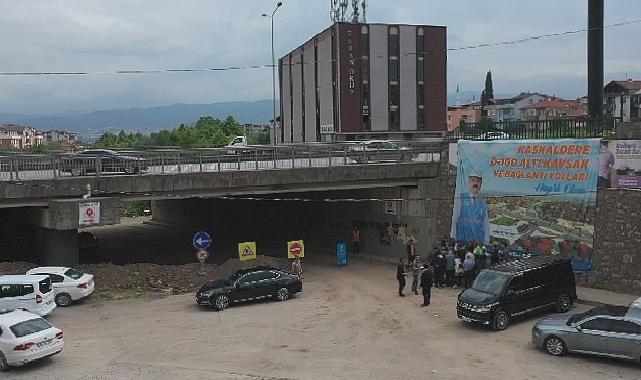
471,271,510,295
10,318,52,338
64,268,84,280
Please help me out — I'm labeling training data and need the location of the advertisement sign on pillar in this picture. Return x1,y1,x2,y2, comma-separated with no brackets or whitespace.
287,240,305,259
238,242,257,261
79,202,101,226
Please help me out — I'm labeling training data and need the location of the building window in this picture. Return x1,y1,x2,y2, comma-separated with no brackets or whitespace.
417,85,424,106
416,59,424,83
388,58,399,83
361,25,370,132
390,85,399,107
362,60,369,83
388,27,399,57
390,109,400,130
416,28,424,59
360,27,369,57
388,26,400,131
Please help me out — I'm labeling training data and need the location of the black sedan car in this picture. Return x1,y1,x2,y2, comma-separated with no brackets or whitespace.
196,266,302,310
59,149,147,176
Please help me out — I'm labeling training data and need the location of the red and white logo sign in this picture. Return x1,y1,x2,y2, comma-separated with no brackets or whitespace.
79,202,101,226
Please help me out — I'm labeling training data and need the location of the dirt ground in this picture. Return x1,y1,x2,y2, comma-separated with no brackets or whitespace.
5,255,640,380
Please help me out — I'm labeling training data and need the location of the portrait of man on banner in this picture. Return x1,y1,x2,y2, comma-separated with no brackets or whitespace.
451,171,490,245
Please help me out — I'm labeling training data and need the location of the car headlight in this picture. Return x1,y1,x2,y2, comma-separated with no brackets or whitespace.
532,326,541,338
200,289,215,297
469,303,496,313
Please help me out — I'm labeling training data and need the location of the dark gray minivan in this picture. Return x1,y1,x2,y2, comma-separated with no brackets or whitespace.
457,256,577,331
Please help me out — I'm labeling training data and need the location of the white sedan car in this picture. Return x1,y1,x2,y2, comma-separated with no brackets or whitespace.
0,309,64,371
26,267,95,307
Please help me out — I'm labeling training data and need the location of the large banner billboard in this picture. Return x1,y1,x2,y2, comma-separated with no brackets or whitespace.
600,140,641,189
451,139,600,271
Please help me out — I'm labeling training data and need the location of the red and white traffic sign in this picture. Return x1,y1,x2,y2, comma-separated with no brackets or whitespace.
79,202,101,226
196,249,209,263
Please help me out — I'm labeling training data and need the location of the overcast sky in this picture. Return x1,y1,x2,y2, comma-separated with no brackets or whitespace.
0,0,640,114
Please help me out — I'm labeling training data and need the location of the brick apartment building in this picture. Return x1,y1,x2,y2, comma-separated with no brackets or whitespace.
278,22,446,143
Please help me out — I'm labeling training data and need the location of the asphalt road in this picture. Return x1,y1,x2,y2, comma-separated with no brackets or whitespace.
4,255,640,380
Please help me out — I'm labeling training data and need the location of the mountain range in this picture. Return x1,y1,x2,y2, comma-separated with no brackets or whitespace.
0,100,274,136
0,93,513,137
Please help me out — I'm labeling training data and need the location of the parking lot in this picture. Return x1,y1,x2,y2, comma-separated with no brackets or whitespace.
5,255,640,380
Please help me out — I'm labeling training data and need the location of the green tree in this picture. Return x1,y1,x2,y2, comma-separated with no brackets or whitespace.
247,131,270,145
94,116,245,149
481,70,494,106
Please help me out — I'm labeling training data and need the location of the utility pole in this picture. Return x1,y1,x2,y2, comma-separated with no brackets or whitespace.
263,2,283,144
587,0,604,118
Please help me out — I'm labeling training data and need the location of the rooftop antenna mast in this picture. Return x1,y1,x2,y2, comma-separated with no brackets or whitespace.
332,0,366,23
362,0,367,23
330,0,348,22
351,0,360,22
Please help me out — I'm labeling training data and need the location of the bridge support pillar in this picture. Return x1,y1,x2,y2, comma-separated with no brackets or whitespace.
37,228,79,267
16,197,121,266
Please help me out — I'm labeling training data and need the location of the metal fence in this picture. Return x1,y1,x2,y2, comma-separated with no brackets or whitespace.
0,142,442,181
447,117,618,141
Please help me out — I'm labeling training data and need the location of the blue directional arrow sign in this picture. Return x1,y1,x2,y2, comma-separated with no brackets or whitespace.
193,231,212,250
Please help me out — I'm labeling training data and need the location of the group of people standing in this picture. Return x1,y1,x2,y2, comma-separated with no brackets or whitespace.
396,239,507,305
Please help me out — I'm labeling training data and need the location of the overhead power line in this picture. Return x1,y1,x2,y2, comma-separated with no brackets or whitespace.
0,18,639,77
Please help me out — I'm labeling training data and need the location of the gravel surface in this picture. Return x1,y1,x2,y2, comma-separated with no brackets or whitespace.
0,255,289,295
3,255,640,380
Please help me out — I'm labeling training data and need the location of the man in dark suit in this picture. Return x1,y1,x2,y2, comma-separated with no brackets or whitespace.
420,262,434,307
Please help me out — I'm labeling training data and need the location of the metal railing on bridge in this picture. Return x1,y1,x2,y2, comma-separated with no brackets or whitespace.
0,141,442,181
447,117,618,141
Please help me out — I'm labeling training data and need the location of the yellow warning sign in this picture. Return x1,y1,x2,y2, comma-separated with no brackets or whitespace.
287,240,305,259
238,241,257,261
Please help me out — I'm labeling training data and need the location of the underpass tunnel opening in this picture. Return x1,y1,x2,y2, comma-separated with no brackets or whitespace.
79,185,436,266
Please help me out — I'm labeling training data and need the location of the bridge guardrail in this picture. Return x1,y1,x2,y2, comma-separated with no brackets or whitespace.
0,142,442,181
447,117,618,141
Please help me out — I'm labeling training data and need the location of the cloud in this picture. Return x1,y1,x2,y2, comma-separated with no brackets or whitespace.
0,0,640,114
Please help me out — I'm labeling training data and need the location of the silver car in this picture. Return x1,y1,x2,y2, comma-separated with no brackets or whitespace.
532,297,641,363
350,140,411,164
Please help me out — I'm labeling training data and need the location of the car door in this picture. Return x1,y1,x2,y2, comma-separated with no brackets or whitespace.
607,319,641,359
254,271,281,298
521,270,549,312
234,273,261,301
575,317,612,355
501,275,525,316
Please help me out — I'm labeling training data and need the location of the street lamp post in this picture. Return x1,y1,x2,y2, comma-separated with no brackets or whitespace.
263,1,282,145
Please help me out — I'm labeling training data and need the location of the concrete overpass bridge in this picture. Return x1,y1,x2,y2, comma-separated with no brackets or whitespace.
0,142,448,266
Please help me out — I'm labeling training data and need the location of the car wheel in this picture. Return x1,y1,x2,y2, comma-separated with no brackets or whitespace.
492,310,510,331
71,168,82,176
55,293,73,307
0,350,8,371
555,293,571,313
544,336,567,356
124,167,135,175
213,294,230,310
276,287,290,301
